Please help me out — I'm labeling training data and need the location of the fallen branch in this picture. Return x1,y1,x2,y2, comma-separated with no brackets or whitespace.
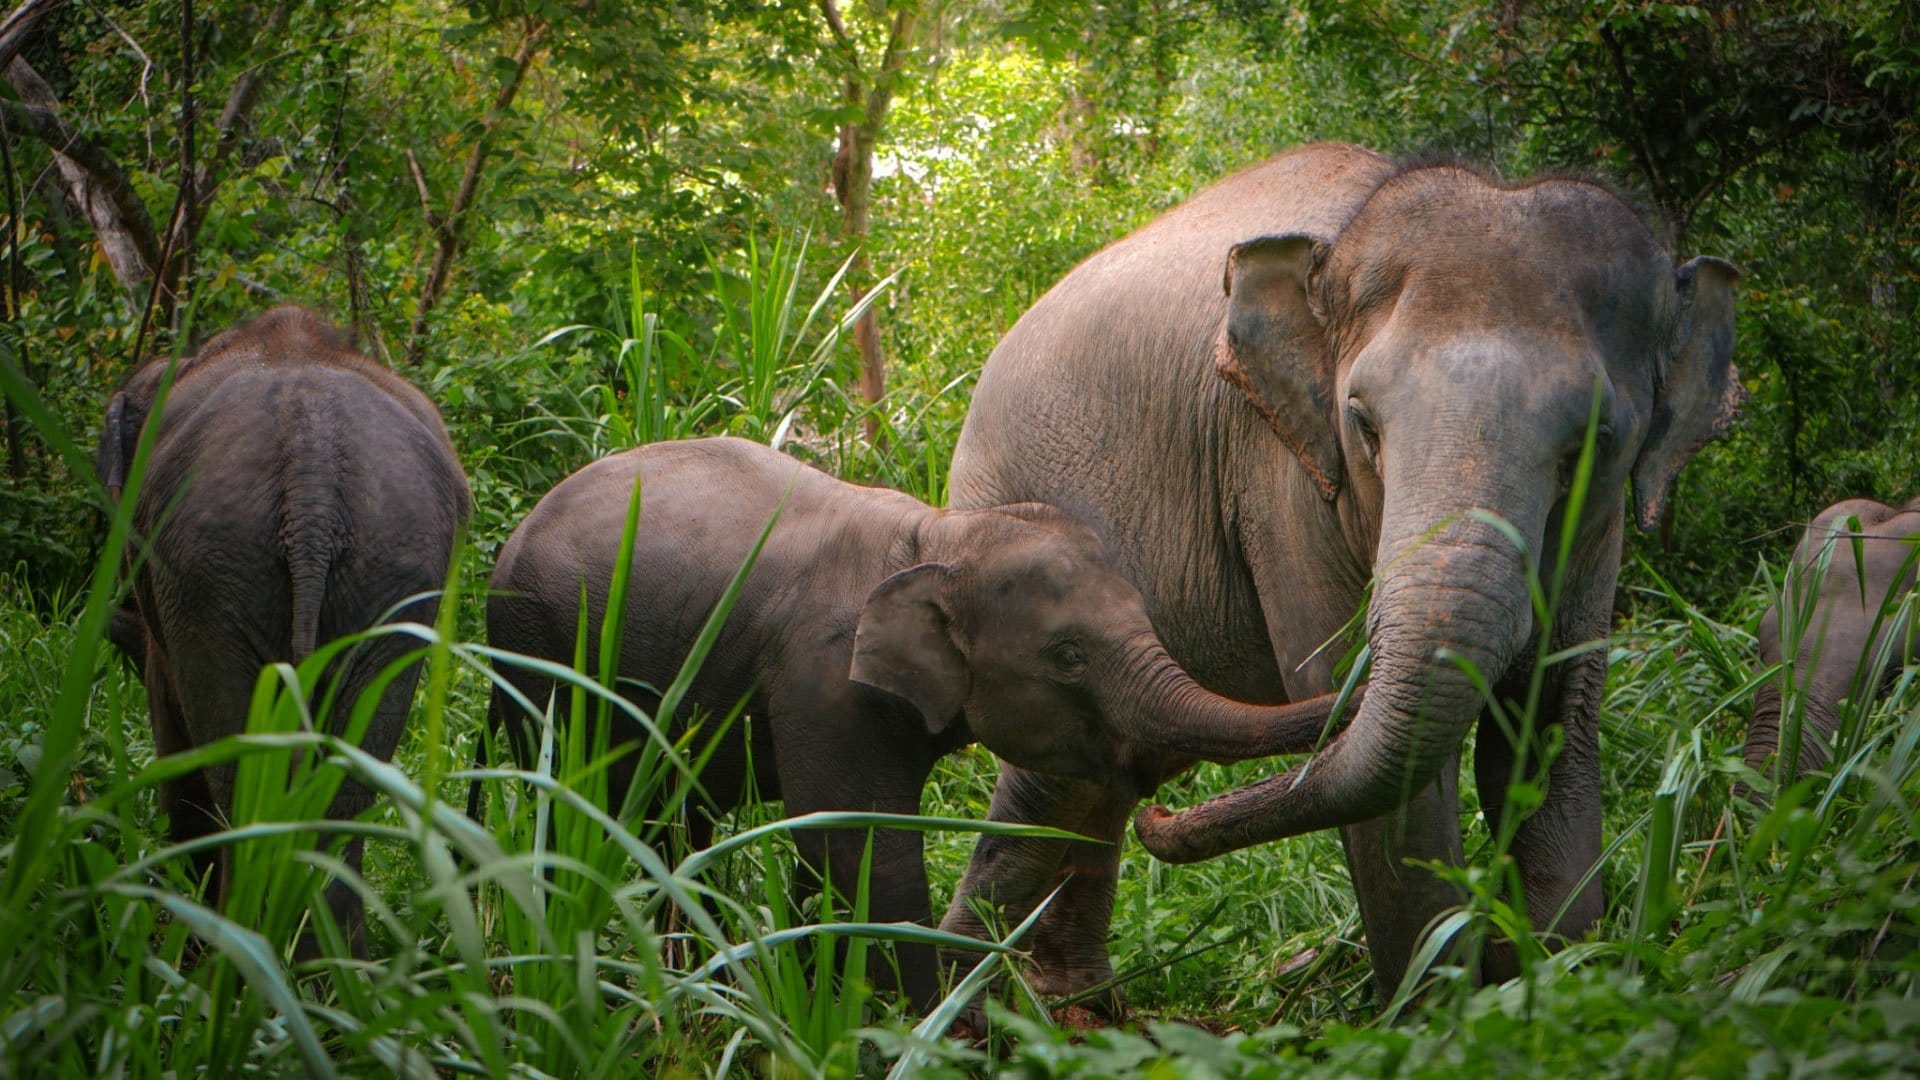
0,0,65,73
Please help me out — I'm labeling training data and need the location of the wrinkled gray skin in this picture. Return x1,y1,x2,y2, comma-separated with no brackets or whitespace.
99,306,470,957
1746,497,1920,786
942,143,1743,1004
484,436,1354,1010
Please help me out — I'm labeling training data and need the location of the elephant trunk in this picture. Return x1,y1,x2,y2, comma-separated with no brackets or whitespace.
1136,511,1533,863
1742,678,1837,792
1107,634,1359,763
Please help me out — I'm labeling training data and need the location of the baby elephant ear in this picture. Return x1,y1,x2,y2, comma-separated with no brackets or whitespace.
1215,233,1343,501
1631,256,1744,530
850,563,968,734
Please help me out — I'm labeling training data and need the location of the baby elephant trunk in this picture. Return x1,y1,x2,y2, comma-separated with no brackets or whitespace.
1109,633,1359,765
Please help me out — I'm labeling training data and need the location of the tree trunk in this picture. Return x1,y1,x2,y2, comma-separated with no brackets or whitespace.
839,119,885,431
3,59,158,307
820,0,915,441
0,0,64,72
404,17,549,366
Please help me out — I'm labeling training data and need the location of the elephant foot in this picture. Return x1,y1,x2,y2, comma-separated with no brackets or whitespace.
1050,1002,1113,1031
935,947,1125,1028
1026,959,1124,1020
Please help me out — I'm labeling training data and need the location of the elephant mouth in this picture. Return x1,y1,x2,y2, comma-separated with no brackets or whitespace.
1120,748,1173,799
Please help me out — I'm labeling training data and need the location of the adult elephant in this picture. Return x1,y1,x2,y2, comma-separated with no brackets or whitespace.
939,143,1742,1002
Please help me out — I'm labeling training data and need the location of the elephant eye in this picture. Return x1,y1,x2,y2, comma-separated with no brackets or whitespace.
1050,642,1088,678
1347,399,1380,465
1559,425,1615,491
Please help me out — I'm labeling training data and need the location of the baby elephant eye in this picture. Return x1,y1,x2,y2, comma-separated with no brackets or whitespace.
1052,643,1088,674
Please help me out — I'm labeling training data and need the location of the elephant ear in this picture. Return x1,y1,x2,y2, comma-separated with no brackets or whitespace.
850,563,968,734
1631,256,1744,531
1214,233,1343,501
96,391,139,498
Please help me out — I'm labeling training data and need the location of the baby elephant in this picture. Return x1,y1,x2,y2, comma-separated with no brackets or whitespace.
98,306,470,955
486,436,1353,1009
1746,496,1920,788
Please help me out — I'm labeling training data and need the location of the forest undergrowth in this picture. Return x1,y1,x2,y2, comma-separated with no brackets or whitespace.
1,243,1918,1078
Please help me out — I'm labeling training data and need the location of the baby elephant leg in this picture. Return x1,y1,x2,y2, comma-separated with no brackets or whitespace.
940,765,1134,1015
147,658,223,894
782,743,940,1011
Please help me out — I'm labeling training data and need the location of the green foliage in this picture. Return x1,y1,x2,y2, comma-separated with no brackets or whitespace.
4,0,1920,1073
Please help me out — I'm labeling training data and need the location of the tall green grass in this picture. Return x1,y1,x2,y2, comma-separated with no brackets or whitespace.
0,462,1069,1074
5,241,1920,1075
0,255,1062,1075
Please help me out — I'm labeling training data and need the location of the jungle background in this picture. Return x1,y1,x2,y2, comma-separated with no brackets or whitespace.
1,0,1919,1074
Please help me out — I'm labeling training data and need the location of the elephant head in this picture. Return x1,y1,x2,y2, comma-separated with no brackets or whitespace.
849,504,1358,792
1138,164,1742,861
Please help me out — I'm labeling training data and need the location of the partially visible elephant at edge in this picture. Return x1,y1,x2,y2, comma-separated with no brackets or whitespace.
940,142,1743,1003
484,436,1356,1011
98,305,471,955
1745,496,1920,787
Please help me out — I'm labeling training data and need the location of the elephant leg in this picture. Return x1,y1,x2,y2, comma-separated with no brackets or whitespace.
146,655,222,895
939,765,1134,1011
1475,645,1606,981
1475,517,1616,980
154,640,254,913
1339,755,1467,1004
781,745,939,1011
307,629,429,959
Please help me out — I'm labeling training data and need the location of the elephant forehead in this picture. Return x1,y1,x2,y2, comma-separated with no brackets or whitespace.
1354,322,1618,419
1328,177,1671,346
984,547,1102,600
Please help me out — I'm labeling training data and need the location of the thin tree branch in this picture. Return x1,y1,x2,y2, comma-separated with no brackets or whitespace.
404,15,549,365
192,1,290,205
404,147,443,234
1598,23,1670,211
81,0,153,110
817,0,853,58
1676,125,1803,245
169,0,194,324
0,105,27,479
864,7,914,132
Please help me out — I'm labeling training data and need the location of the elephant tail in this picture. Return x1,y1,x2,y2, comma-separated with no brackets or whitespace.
279,457,348,664
289,555,331,662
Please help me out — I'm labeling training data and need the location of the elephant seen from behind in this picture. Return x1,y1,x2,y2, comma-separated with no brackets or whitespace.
98,305,471,956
